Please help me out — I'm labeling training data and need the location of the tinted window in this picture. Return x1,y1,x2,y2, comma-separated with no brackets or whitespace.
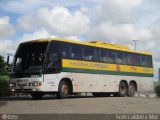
48,41,72,59
140,55,147,67
115,51,123,64
99,48,108,62
13,42,48,75
130,54,153,67
146,56,152,67
123,53,131,65
140,55,152,67
106,50,114,63
61,43,71,59
70,44,83,60
48,41,153,67
48,41,61,54
115,52,131,65
131,54,140,66
83,46,98,61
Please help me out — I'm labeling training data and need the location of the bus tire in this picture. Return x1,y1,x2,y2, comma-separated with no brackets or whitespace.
31,92,43,100
57,81,69,99
119,82,127,97
128,82,136,97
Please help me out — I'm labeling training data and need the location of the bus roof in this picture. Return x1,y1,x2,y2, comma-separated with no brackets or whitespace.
22,38,152,55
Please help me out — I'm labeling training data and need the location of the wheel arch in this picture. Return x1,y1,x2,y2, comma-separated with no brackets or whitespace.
120,80,128,89
59,78,73,95
129,80,137,91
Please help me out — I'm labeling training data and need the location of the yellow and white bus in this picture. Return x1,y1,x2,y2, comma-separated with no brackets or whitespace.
9,38,154,99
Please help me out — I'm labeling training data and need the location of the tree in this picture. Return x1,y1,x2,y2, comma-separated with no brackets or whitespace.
0,55,9,97
0,55,8,76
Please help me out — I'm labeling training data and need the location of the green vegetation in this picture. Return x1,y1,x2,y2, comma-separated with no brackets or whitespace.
0,55,9,97
155,82,160,97
0,55,8,76
0,79,9,97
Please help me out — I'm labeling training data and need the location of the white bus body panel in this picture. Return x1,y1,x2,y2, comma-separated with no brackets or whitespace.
71,73,154,92
44,72,154,93
10,72,154,93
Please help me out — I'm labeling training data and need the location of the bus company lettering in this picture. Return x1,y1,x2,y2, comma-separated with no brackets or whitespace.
70,61,108,69
130,66,137,71
143,68,150,72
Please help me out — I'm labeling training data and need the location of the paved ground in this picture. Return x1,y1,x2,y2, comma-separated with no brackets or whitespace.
0,95,160,114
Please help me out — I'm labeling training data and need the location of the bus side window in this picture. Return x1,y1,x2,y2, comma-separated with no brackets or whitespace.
137,55,141,66
140,55,145,66
131,54,140,66
131,54,136,66
71,44,82,60
61,43,70,59
146,56,152,67
115,51,122,64
122,52,127,65
140,55,152,67
48,41,61,55
83,46,98,61
107,50,114,63
125,53,131,65
99,48,107,62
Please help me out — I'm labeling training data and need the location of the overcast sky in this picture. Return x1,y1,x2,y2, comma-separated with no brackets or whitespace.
0,0,160,81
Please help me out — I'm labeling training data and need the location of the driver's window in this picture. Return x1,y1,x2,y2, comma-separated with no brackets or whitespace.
45,41,63,73
45,53,61,73
47,53,57,68
14,57,22,72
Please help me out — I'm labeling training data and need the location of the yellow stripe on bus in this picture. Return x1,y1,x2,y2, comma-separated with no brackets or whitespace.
62,59,154,75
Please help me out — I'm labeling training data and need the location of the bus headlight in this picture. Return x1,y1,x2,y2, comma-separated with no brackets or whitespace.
9,83,16,87
11,89,15,92
29,82,42,87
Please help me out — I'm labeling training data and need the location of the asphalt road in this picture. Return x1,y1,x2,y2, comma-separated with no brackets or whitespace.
0,95,160,114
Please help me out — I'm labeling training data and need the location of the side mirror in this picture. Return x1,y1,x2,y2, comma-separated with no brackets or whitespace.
6,55,12,73
7,55,10,65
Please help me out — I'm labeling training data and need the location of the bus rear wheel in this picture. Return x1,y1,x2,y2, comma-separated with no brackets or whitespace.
31,92,43,100
128,83,136,97
57,81,69,99
119,82,127,97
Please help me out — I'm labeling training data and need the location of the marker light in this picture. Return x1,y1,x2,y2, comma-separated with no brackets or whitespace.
29,82,42,86
9,83,16,87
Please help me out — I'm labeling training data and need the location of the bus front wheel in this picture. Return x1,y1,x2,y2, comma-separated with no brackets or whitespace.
57,81,69,99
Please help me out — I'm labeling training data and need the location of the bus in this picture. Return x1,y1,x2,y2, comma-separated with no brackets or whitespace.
9,38,154,99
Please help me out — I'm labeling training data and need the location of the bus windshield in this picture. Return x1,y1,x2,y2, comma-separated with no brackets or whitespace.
11,42,48,77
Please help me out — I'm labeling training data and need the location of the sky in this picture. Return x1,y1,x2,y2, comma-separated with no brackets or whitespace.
0,0,160,81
